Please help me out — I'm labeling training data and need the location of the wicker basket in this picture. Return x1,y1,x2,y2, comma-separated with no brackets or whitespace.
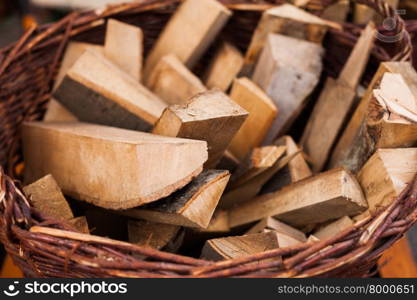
1,0,417,278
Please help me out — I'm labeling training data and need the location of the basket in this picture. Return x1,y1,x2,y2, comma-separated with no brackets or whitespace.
1,0,417,278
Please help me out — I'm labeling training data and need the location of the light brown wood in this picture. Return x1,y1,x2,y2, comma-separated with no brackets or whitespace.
196,210,230,233
301,23,376,172
312,216,353,240
229,168,367,228
330,62,417,172
143,0,231,78
152,90,248,168
354,0,399,25
356,148,417,220
246,217,307,243
218,150,240,173
68,216,89,234
104,19,143,81
123,170,230,228
128,220,180,250
22,122,208,209
261,136,312,194
321,0,349,23
53,49,166,131
204,42,244,92
243,3,333,75
145,54,206,105
227,77,278,161
23,174,74,221
252,33,324,142
201,232,279,261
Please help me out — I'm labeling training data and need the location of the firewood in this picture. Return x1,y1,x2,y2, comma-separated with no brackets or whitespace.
68,216,89,234
44,42,103,122
252,33,324,142
218,150,240,173
104,19,143,81
307,235,320,243
261,136,312,194
229,168,367,228
123,170,230,229
201,232,279,261
312,216,353,240
53,49,166,131
243,3,333,75
23,174,74,221
354,0,399,25
301,23,376,172
330,64,417,172
145,54,206,105
152,90,248,168
321,0,349,23
227,77,278,161
204,42,244,92
143,0,231,78
196,210,230,233
128,220,180,250
22,122,208,210
356,148,417,220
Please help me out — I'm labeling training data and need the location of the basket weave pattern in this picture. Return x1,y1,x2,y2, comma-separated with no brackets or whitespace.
0,0,417,277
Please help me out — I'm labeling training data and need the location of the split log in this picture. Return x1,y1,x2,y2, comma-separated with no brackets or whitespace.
229,168,367,228
204,42,244,92
252,33,324,142
123,170,230,229
218,150,240,173
227,77,278,161
152,90,248,168
354,0,399,25
312,216,353,240
195,210,230,233
104,19,143,81
23,174,74,221
22,122,208,209
68,216,89,234
128,220,180,250
321,0,350,23
53,49,166,131
356,148,417,220
143,0,231,78
301,23,376,172
145,54,206,105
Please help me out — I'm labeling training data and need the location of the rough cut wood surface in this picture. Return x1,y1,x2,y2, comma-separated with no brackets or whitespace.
22,122,208,209
246,217,307,243
313,216,353,240
68,216,90,234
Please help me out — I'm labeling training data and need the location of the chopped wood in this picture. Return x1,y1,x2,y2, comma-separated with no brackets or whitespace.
196,210,230,233
123,170,230,229
307,235,320,243
217,150,240,173
312,216,353,240
145,54,207,105
104,19,143,81
356,148,417,220
152,90,248,168
143,0,231,78
128,219,180,250
354,0,399,25
252,33,324,142
201,232,279,261
301,23,376,172
246,217,307,243
321,0,349,23
227,77,278,161
22,122,208,209
23,174,74,221
68,216,89,234
243,3,332,75
330,62,417,172
229,168,367,228
204,42,244,92
53,49,166,131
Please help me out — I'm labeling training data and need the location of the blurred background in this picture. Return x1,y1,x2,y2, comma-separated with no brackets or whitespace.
0,0,417,278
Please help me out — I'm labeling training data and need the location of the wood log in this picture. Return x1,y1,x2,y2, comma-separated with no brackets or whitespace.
354,0,399,25
301,23,376,172
196,210,230,233
227,77,278,161
23,174,74,221
204,42,244,92
152,90,248,168
128,220,180,250
143,0,231,78
104,19,143,81
229,168,367,228
261,136,312,194
68,216,89,234
201,232,279,261
312,216,353,240
243,3,332,75
252,33,324,142
22,122,208,209
356,148,417,220
321,0,349,23
44,42,104,122
145,54,206,105
53,49,166,131
329,62,417,172
123,170,230,229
